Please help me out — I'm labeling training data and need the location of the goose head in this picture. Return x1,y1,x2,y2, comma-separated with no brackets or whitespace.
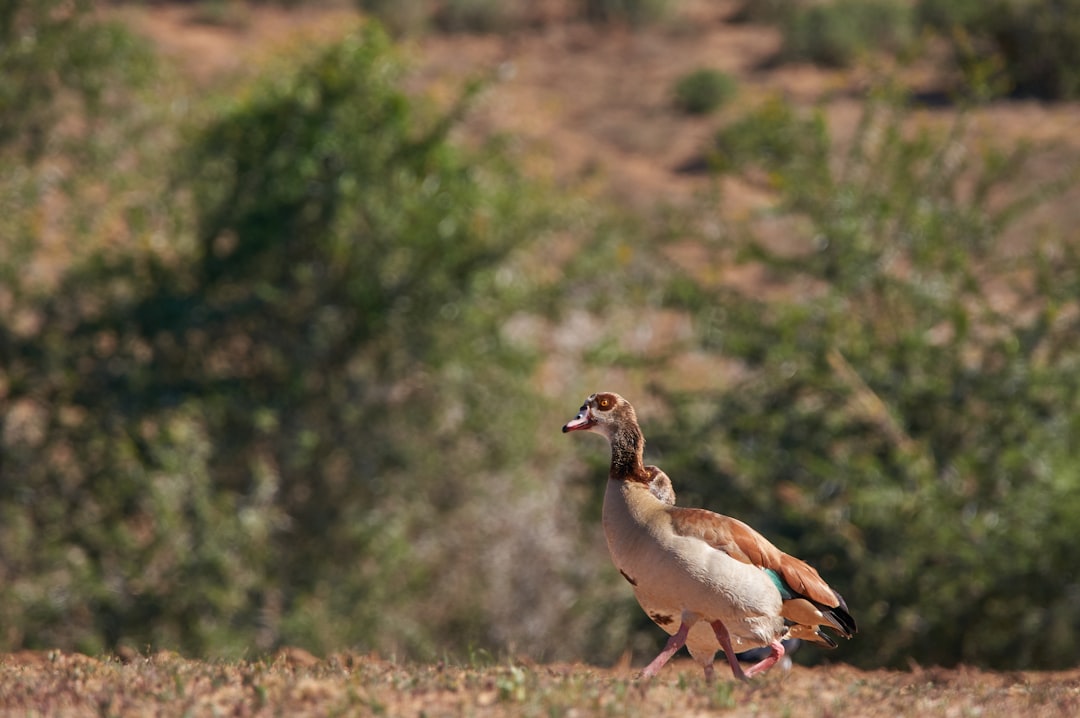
562,392,638,440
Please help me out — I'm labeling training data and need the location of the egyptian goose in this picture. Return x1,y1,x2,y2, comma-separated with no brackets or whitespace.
563,392,856,681
646,466,802,677
644,464,801,677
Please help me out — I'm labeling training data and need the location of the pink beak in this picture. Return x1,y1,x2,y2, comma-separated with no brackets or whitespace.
562,406,595,433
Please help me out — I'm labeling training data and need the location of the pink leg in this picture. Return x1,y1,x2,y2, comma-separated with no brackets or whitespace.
702,661,716,684
639,621,691,679
744,640,785,678
710,620,749,682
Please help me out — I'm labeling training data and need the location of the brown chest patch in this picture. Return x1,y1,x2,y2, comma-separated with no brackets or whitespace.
650,612,674,626
619,569,637,586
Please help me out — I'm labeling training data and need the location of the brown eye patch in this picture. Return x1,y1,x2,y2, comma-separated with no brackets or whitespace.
595,393,616,411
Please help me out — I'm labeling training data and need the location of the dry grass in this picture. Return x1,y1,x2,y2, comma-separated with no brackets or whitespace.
2,651,1078,717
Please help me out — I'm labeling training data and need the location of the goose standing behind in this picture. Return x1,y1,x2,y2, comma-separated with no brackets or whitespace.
563,392,856,681
647,463,801,678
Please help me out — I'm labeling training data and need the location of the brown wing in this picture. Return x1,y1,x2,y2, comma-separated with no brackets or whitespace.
668,507,843,610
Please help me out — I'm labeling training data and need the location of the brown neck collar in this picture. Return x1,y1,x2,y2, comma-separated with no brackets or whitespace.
609,422,648,483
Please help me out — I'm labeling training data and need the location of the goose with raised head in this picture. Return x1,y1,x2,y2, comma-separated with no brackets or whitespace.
563,392,856,681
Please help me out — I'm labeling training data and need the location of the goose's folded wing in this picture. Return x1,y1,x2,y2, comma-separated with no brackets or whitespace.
668,508,846,613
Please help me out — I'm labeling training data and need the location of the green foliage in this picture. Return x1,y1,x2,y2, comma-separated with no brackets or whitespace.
753,0,1080,98
780,0,915,67
168,28,570,654
730,0,794,25
919,0,1080,100
580,0,673,27
672,68,737,115
0,0,164,301
356,0,429,37
0,12,605,662
433,0,521,33
188,0,252,30
358,0,525,35
0,0,226,656
915,0,987,33
709,95,827,175
657,94,1080,669
0,0,154,161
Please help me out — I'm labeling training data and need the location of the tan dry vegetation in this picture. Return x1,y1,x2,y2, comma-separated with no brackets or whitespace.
1,651,1079,717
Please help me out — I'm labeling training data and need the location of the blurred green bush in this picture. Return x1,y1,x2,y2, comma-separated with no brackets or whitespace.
672,68,737,115
0,4,610,661
654,93,1080,669
780,0,915,67
581,0,673,26
356,0,676,32
358,0,525,36
919,0,1080,100
752,0,1080,100
730,0,792,25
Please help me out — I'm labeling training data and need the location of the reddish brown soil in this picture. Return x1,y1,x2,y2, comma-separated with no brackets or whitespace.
2,650,1079,717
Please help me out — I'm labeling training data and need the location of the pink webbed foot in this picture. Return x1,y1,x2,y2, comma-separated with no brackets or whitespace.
744,640,786,678
710,621,786,681
638,621,691,679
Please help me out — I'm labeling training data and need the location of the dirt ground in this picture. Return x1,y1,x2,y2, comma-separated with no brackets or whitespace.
1,650,1079,717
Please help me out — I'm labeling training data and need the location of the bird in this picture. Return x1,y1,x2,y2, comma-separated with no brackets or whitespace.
644,464,743,679
563,391,856,682
644,462,801,679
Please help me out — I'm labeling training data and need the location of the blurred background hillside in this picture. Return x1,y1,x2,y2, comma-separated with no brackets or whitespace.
2,0,1080,670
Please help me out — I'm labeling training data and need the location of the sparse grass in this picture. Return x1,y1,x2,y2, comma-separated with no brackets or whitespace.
1,653,1078,717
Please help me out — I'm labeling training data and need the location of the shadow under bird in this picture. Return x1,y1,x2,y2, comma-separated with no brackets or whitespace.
563,392,856,682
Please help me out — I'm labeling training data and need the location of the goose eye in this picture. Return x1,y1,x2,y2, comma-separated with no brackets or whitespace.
598,397,611,409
